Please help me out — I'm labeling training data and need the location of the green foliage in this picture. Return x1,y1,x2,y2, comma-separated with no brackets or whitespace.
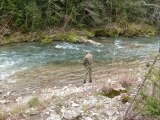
94,29,108,36
145,97,160,117
101,86,127,98
41,36,52,45
94,28,119,37
137,60,160,119
27,97,39,108
24,1,42,31
55,32,78,43
85,31,95,38
66,33,78,42
121,94,130,104
0,0,159,31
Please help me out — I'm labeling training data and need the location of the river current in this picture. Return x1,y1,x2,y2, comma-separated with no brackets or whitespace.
0,36,159,80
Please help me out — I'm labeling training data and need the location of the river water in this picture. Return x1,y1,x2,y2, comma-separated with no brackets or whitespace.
0,36,159,80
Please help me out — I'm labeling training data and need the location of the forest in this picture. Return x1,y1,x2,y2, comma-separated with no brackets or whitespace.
0,0,160,31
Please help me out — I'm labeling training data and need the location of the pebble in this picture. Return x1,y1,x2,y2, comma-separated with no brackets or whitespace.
0,100,10,104
3,91,11,98
25,108,39,115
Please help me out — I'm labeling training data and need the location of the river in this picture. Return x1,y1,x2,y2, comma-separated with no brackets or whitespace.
0,36,159,81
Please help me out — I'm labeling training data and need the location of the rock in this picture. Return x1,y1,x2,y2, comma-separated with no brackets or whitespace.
42,108,61,120
46,115,61,120
87,40,101,46
101,85,126,98
33,91,36,94
3,91,11,98
106,110,115,116
15,97,22,103
77,36,102,46
62,108,82,120
0,100,10,104
83,117,92,120
0,90,3,94
71,101,79,107
25,108,39,116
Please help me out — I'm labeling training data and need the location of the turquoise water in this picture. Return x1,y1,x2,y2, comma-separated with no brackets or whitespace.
0,36,159,80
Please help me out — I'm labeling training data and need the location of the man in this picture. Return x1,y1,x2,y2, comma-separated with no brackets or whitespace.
83,51,93,83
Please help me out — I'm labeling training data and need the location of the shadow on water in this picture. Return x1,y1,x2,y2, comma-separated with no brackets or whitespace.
0,36,159,80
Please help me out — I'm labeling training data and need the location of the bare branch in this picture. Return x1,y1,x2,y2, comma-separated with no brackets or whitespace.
136,0,160,8
123,54,159,120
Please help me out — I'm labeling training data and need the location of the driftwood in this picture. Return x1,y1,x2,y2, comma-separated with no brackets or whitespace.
78,36,102,46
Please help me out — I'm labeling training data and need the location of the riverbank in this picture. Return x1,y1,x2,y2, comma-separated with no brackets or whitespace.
0,23,157,46
0,61,146,120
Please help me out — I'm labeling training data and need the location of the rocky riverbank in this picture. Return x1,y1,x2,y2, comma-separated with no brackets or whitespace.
0,61,146,120
0,23,157,46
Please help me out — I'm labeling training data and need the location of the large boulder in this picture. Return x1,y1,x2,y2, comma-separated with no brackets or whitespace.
101,80,127,98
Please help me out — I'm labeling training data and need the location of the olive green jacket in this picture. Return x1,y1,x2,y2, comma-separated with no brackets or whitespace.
83,53,93,66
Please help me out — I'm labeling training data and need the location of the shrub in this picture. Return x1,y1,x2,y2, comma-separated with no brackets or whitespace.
121,93,130,104
10,105,26,115
118,75,136,88
27,97,39,108
66,33,78,42
55,32,78,42
41,36,52,45
144,97,160,117
94,29,108,36
85,31,95,38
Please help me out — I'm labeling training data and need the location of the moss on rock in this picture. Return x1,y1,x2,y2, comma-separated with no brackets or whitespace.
55,32,78,43
107,28,119,37
94,29,108,36
124,23,156,37
85,31,95,38
41,36,52,45
66,33,78,42
101,86,127,98
94,23,156,37
121,93,130,104
0,23,157,46
123,24,138,37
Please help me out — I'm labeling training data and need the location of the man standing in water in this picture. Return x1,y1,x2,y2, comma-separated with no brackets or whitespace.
83,51,93,83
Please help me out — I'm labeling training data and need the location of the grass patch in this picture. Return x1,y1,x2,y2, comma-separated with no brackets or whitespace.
0,112,4,120
10,106,25,115
41,36,52,45
82,104,90,113
28,97,40,108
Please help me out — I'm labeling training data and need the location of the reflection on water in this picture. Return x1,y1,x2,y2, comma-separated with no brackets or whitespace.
0,36,159,80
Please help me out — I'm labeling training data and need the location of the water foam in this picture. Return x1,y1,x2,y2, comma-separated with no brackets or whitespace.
55,43,80,50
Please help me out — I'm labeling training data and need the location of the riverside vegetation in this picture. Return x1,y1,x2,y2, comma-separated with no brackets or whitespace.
0,0,160,45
